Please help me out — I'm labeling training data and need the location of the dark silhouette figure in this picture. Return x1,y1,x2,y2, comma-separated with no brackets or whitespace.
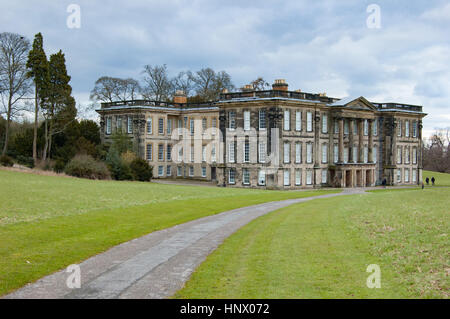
421,182,425,190
431,177,435,186
382,178,387,188
426,177,430,185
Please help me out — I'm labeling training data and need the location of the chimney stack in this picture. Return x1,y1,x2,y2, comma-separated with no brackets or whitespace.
174,90,187,104
272,79,288,91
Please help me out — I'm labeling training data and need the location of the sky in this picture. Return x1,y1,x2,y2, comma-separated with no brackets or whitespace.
1,0,449,138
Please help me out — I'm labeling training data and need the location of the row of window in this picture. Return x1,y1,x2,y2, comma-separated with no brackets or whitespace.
226,141,378,164
229,110,382,136
228,168,322,186
397,168,418,183
397,120,418,138
396,146,418,164
147,144,217,163
105,116,133,135
157,165,208,178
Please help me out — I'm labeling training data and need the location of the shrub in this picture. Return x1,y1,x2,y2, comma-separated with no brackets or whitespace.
0,154,14,167
65,154,110,180
53,158,66,173
16,156,35,168
121,150,137,165
106,147,134,181
130,158,153,181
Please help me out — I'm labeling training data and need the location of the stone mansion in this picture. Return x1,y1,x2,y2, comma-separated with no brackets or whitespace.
97,79,426,189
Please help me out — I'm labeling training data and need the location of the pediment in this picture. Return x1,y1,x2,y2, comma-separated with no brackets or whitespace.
330,96,377,111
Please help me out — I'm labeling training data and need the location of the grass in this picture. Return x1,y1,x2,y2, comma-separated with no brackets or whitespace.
175,186,449,299
0,169,336,296
423,170,450,186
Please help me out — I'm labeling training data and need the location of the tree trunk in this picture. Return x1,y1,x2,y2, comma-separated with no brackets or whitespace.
1,95,13,156
33,83,38,161
48,120,53,160
42,119,48,162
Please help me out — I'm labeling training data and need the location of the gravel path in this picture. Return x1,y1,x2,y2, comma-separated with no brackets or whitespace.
4,189,364,299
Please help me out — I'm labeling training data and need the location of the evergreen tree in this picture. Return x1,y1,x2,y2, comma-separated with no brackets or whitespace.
26,32,49,161
40,50,76,161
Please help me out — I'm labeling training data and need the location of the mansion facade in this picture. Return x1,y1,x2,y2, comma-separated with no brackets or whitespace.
97,79,426,189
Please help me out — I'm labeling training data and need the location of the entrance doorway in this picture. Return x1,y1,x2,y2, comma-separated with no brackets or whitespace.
356,170,362,187
345,170,352,187
211,167,216,181
366,170,372,187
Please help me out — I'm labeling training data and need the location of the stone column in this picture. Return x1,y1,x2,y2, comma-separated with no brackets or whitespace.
338,117,344,163
358,119,364,163
368,119,374,163
349,119,354,163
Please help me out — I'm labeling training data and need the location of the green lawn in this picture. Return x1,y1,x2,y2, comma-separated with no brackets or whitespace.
175,187,449,299
423,170,450,186
0,169,335,296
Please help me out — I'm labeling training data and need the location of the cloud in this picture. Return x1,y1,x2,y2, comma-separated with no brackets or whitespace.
0,0,448,138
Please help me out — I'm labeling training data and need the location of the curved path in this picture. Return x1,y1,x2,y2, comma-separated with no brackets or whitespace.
5,189,364,299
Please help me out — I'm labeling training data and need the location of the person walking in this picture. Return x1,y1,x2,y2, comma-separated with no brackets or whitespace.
382,178,387,188
421,182,425,190
431,177,435,186
426,177,430,185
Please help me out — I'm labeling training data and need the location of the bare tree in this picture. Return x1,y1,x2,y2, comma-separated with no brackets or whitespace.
250,77,270,91
423,128,450,173
172,71,195,97
191,68,234,101
141,64,172,101
0,32,32,155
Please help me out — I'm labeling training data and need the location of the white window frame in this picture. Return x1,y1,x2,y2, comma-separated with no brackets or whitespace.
166,165,172,177
228,142,235,163
364,119,369,136
201,166,207,178
322,114,328,133
397,147,402,164
322,144,328,164
258,170,266,186
259,110,266,130
295,111,302,131
295,142,302,163
412,169,417,183
405,168,410,183
190,145,194,162
127,116,133,134
158,144,164,161
189,166,194,177
259,142,266,163
146,144,152,161
405,120,410,137
106,117,112,135
413,147,417,164
177,166,182,177
295,169,302,186
284,169,290,186
147,118,152,134
167,145,172,161
158,118,164,135
344,147,349,164
306,143,313,163
158,165,164,177
244,111,250,131
321,169,327,184
333,144,338,163
202,145,206,162
229,169,236,184
229,111,236,130
243,168,250,185
244,141,250,163
284,142,290,164
306,112,313,132
284,110,290,131
306,170,313,185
